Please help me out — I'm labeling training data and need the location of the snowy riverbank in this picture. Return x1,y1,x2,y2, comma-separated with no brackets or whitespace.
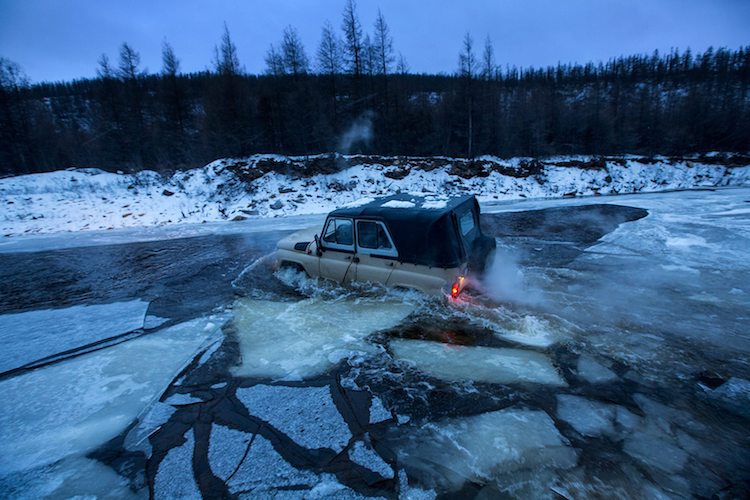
2,153,749,237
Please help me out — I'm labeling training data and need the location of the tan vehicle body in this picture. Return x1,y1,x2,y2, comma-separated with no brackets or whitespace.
276,228,466,296
273,195,495,296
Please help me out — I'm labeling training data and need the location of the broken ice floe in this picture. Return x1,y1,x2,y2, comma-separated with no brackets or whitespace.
554,394,642,439
623,434,689,475
395,408,577,491
224,434,319,494
369,396,392,424
348,440,394,479
389,338,566,386
165,393,203,406
123,402,177,456
236,384,352,452
0,299,149,373
398,469,436,500
208,424,254,482
0,456,144,500
703,377,750,419
0,316,219,475
154,430,201,499
575,355,618,384
232,298,414,380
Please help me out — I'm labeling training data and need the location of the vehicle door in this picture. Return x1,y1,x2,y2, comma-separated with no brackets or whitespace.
354,219,398,284
319,217,356,283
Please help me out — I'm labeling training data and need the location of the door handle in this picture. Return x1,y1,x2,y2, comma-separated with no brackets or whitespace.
352,256,360,263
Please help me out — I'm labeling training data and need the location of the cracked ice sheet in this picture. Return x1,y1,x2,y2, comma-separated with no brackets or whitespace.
0,316,222,476
226,435,319,494
232,298,414,380
0,299,149,373
349,441,394,478
395,408,577,491
154,430,201,499
390,339,566,386
236,385,351,452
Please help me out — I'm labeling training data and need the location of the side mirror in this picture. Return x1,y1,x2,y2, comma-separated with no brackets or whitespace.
314,234,323,256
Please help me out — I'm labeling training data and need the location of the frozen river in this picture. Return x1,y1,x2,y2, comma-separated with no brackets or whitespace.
1,188,749,498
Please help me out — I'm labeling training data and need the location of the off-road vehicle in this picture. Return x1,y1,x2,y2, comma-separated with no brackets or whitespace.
275,194,495,296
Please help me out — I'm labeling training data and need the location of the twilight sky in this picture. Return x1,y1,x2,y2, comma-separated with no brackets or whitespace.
1,0,748,83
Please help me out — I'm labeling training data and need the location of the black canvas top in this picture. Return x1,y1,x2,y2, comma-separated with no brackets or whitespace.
328,194,481,268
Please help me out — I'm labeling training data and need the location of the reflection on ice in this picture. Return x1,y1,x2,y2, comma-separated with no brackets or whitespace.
0,299,149,373
232,298,414,380
0,316,222,476
395,408,577,492
389,339,566,386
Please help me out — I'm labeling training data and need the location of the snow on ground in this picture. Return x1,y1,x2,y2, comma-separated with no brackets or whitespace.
389,338,566,386
0,299,149,373
1,154,748,238
0,316,223,477
232,297,415,380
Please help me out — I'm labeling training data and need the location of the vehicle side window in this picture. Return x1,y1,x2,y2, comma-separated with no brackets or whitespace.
459,210,476,237
356,220,398,257
322,218,354,250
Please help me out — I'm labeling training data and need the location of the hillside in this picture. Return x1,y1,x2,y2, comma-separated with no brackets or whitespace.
2,153,749,237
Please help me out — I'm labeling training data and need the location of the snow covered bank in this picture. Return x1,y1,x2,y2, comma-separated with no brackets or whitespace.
2,153,749,237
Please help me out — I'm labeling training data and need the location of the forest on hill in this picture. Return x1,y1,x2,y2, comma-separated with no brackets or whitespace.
1,0,748,176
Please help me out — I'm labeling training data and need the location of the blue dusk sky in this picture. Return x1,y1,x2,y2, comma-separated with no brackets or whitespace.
0,0,748,82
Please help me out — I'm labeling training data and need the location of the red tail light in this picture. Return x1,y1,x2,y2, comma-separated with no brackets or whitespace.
451,283,460,298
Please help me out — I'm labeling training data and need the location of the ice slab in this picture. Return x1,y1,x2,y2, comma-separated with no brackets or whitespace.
0,316,220,475
398,469,437,500
389,339,566,386
226,434,318,494
208,424,253,482
123,402,176,457
349,440,394,478
705,377,750,419
0,299,149,373
623,433,689,474
497,315,559,348
232,298,414,380
154,430,201,499
369,396,392,424
236,384,352,452
396,408,577,491
0,456,144,500
576,355,618,384
556,395,616,437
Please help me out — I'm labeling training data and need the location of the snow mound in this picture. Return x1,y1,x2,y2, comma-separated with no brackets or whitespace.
389,339,566,386
381,200,416,208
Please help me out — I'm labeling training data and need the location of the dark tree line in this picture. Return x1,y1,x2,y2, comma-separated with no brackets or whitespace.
1,1,748,176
